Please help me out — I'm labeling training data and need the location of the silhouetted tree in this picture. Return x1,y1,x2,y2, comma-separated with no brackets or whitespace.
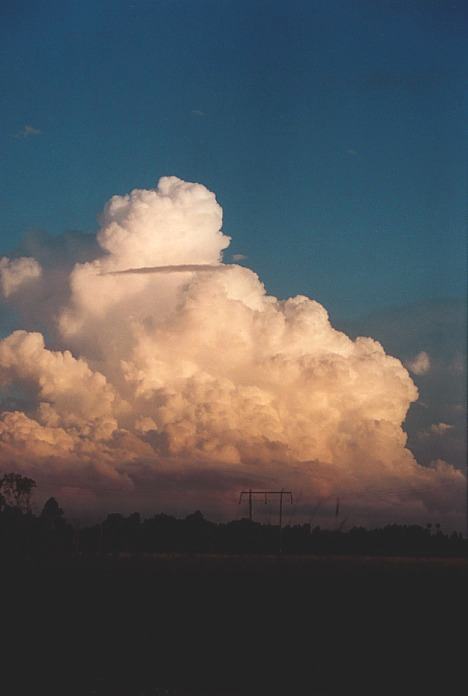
41,497,64,522
0,472,36,513
39,496,71,554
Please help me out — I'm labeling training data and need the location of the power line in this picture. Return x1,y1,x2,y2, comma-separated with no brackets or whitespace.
239,489,293,553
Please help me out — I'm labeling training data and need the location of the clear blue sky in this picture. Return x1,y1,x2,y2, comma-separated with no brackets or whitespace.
1,0,466,320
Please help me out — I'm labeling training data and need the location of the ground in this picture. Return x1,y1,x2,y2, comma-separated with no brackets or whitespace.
2,553,467,695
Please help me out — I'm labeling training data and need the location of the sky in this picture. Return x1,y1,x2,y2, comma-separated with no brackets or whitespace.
1,0,466,317
0,0,466,526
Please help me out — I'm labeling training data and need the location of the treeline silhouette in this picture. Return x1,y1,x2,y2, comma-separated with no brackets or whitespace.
1,472,466,558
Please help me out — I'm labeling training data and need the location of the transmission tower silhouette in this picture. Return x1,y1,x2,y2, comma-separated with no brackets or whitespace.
239,488,293,552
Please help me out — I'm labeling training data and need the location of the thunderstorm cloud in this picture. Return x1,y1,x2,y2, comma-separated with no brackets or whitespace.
0,177,464,525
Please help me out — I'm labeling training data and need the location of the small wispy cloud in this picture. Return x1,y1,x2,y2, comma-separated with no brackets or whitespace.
430,422,454,436
418,422,454,440
406,351,431,375
191,109,205,117
14,124,41,139
346,148,358,156
232,253,247,262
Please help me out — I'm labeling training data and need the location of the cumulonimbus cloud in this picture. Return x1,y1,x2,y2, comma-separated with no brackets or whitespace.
0,176,464,525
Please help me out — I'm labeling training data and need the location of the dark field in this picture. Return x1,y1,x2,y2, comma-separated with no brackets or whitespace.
2,553,467,695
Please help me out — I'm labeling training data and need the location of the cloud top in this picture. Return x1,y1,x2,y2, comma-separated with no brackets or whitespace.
97,176,229,269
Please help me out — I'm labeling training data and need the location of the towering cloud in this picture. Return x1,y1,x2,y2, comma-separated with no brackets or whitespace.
0,177,464,525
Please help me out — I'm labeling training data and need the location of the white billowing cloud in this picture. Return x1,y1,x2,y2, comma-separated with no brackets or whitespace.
98,176,229,268
340,300,466,476
0,256,42,298
0,177,464,525
0,330,120,439
57,176,231,347
406,351,431,375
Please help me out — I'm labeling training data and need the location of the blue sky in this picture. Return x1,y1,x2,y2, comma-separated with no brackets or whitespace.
0,0,466,521
0,0,466,320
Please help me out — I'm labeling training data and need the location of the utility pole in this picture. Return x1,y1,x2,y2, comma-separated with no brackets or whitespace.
278,489,292,554
99,521,104,555
239,489,256,521
239,489,293,553
72,521,80,554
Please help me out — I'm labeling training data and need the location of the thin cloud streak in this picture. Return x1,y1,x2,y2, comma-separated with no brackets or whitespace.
13,124,41,139
101,263,230,276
